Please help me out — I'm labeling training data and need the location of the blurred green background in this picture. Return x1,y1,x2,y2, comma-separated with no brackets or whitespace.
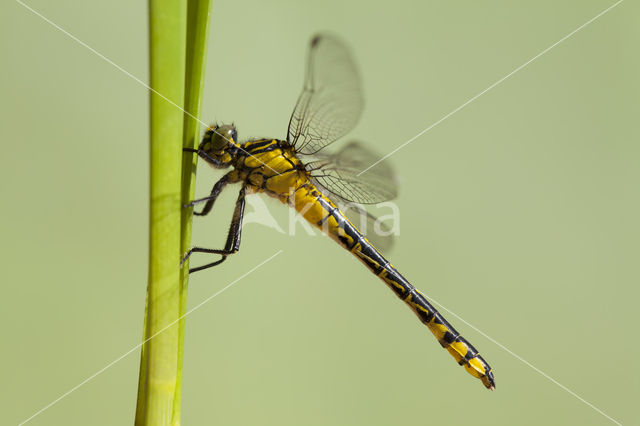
1,0,638,425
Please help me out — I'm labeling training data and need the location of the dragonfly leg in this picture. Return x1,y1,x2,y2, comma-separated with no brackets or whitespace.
185,173,230,216
182,186,246,273
183,147,226,167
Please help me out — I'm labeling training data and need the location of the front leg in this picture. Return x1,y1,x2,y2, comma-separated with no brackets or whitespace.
183,147,225,167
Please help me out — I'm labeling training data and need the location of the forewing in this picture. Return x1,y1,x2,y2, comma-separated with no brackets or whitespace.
287,34,363,155
307,141,397,204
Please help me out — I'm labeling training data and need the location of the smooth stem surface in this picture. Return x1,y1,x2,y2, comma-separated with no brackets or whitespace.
175,0,214,421
135,1,187,425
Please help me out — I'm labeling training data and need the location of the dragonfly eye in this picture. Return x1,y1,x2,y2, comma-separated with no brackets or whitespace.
201,124,237,153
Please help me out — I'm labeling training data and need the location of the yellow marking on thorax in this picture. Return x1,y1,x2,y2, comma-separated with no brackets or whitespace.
239,144,309,197
242,144,281,169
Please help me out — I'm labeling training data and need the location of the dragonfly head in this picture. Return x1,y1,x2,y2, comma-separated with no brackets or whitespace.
199,123,238,167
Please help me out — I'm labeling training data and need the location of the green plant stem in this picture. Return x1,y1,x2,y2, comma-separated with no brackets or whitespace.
175,0,214,421
135,1,187,425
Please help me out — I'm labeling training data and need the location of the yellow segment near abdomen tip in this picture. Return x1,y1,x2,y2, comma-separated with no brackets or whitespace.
465,357,487,378
447,340,468,359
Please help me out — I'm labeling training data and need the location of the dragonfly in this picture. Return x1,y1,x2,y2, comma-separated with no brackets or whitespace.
184,33,495,390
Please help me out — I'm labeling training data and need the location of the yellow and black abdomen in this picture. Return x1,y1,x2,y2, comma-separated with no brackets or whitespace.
235,141,495,389
290,184,495,390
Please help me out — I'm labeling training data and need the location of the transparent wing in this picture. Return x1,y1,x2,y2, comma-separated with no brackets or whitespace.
287,34,363,155
306,141,397,204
